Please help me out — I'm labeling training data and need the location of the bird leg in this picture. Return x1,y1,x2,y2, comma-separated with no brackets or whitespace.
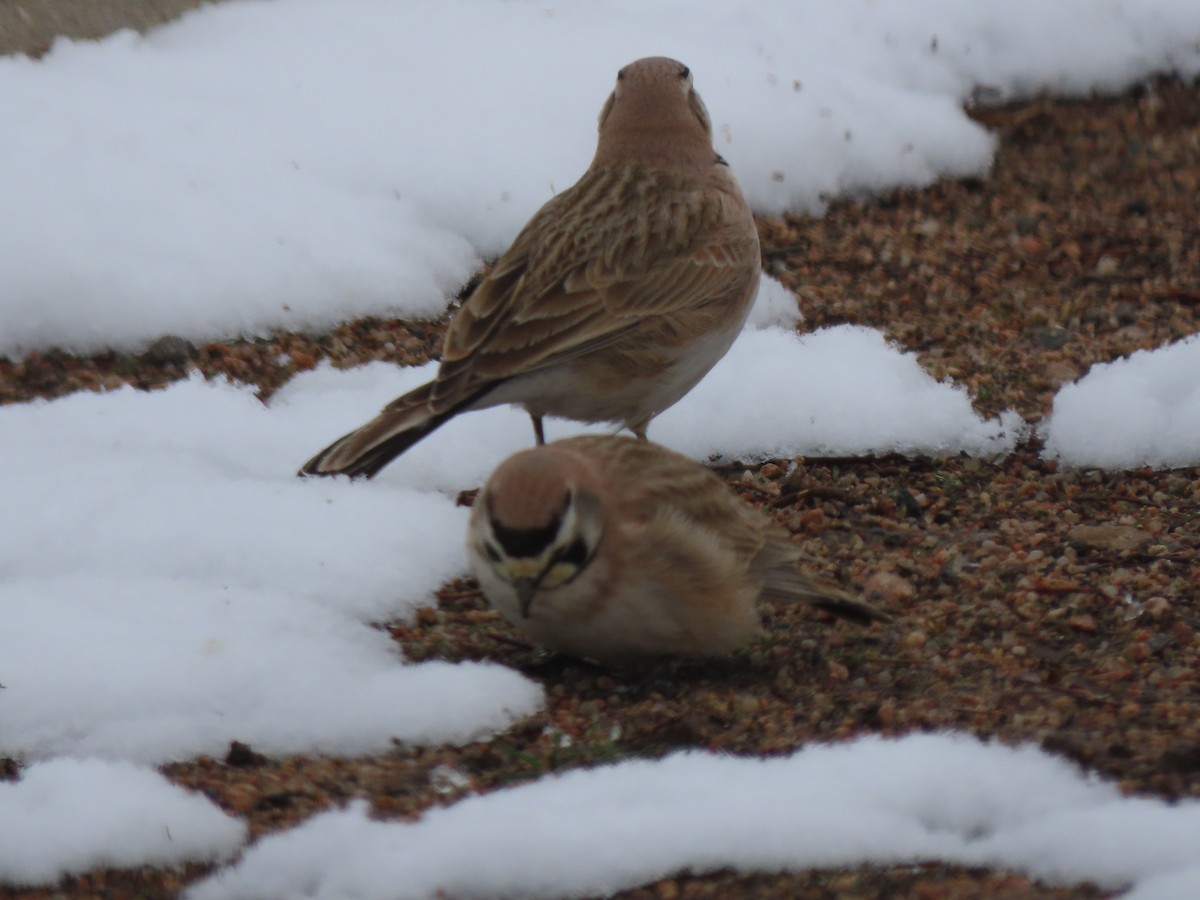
531,414,546,446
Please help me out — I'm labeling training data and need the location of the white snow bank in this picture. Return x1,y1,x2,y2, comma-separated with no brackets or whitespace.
190,732,1200,899
4,0,1198,354
0,757,245,885
656,324,1024,462
1042,332,1200,468
1,375,542,763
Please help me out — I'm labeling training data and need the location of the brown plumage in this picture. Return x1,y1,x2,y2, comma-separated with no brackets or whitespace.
300,57,760,478
468,436,890,665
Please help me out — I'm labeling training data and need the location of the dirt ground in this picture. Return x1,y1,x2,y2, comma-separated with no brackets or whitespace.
2,5,1199,899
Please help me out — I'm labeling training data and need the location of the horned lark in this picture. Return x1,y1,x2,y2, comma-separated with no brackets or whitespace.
300,57,761,478
468,436,890,665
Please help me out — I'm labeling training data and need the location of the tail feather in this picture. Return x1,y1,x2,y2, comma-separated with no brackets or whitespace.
760,567,892,626
298,381,483,479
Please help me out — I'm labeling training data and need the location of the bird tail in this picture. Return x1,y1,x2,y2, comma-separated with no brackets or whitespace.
298,381,473,480
760,566,891,626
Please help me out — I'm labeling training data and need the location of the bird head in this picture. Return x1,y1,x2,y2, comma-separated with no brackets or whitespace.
470,447,605,618
596,57,714,165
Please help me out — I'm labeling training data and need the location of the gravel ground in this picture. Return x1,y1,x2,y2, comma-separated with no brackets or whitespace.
1,12,1198,897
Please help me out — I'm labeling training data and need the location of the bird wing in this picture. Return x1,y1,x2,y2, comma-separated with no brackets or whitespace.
571,435,769,561
429,166,758,410
577,435,891,626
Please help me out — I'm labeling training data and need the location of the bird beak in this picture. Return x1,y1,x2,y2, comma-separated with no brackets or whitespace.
515,578,538,618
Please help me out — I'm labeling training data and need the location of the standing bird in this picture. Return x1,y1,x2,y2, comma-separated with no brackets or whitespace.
300,57,761,478
468,436,890,665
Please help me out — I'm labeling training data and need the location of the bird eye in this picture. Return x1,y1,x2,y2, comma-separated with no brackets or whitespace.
555,537,592,569
617,68,627,81
678,65,690,80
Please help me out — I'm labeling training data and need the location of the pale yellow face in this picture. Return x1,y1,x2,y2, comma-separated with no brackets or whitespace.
490,552,584,594
473,487,603,616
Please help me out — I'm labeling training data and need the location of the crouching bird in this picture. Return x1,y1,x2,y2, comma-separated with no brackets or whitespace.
468,435,890,665
299,56,760,479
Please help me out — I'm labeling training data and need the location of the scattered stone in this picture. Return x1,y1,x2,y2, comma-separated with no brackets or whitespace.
1067,524,1151,553
141,334,197,366
1014,214,1039,235
1067,614,1098,633
1113,302,1139,325
864,572,917,605
1043,360,1082,385
1032,326,1071,350
225,740,268,768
